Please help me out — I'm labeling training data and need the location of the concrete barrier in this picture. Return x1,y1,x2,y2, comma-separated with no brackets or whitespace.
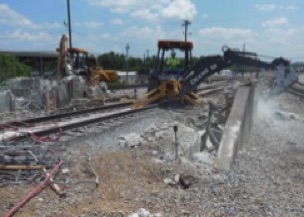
214,82,257,171
0,91,14,113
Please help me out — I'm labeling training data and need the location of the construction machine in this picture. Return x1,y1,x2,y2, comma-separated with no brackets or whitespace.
132,40,298,108
56,34,119,85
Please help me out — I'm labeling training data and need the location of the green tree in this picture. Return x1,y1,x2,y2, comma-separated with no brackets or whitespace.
0,54,31,82
97,51,126,70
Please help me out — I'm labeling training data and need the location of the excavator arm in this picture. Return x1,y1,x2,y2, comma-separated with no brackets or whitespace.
180,46,298,97
180,55,226,95
132,45,298,109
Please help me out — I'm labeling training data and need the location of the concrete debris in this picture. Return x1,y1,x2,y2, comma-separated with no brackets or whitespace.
0,132,23,142
0,90,14,113
0,73,302,216
61,168,70,174
163,173,194,189
129,208,162,217
118,132,144,148
0,143,61,186
192,151,215,165
0,76,131,116
163,177,175,185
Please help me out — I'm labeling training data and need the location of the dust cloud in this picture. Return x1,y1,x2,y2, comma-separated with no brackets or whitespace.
256,97,276,120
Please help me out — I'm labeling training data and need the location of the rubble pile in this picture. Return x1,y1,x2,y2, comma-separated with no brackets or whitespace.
0,75,304,216
0,143,61,186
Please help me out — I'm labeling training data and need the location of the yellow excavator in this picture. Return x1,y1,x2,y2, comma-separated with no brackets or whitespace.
132,39,298,109
56,34,119,85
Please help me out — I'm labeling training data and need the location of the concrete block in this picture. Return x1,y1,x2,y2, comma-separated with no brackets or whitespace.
58,82,71,107
214,85,251,171
70,76,86,99
0,91,13,113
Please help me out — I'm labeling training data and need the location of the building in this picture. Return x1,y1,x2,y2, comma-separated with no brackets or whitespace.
0,50,58,77
117,71,138,84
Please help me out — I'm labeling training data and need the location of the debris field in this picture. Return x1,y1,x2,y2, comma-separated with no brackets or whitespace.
0,74,304,217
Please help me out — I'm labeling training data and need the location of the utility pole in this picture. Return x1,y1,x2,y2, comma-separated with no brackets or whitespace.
146,50,149,59
125,43,130,84
243,43,245,77
182,20,191,42
67,0,72,49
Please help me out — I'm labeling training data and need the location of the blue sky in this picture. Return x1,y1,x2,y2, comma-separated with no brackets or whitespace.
0,0,303,61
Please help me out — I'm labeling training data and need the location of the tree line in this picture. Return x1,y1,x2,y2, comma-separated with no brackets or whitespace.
97,51,156,74
96,51,203,74
0,54,31,83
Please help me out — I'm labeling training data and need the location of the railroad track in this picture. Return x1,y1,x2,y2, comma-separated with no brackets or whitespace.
0,102,158,141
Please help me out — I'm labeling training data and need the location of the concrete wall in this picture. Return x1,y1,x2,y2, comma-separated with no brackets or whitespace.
0,91,13,113
214,82,258,171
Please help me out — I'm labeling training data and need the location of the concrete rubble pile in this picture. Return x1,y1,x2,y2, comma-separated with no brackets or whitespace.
1,75,303,216
0,142,61,186
0,76,113,115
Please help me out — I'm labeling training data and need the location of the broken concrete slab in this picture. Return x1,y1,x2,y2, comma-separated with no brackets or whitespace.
0,91,14,113
214,85,254,171
118,132,144,148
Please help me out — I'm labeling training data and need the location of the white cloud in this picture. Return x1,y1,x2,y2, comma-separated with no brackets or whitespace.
88,0,152,13
286,5,298,10
88,0,197,21
161,0,197,20
121,25,165,41
111,18,124,25
263,27,302,44
0,4,62,31
202,13,209,19
262,17,288,28
74,21,103,29
7,29,53,42
100,33,110,39
255,3,298,12
131,9,160,22
199,27,253,40
83,21,103,29
0,4,34,26
33,22,62,30
251,26,304,60
255,4,277,12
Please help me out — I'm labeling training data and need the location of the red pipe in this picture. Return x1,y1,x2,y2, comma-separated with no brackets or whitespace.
4,160,64,217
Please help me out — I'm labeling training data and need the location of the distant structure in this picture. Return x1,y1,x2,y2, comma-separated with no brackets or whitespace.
0,50,57,76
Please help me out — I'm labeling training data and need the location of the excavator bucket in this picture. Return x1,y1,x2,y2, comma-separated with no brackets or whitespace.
132,88,162,109
182,92,204,105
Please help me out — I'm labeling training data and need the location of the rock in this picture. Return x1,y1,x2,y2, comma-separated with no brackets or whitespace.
118,139,127,147
151,150,159,156
61,168,70,174
163,178,175,185
192,152,214,165
129,214,139,217
118,132,143,148
129,208,151,217
138,208,150,217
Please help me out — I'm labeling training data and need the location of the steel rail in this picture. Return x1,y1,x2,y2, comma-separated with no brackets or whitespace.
1,102,134,128
14,104,158,140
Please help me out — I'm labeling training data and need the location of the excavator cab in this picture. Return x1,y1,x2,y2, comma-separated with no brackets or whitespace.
148,40,192,91
132,40,201,109
67,47,93,76
67,48,119,85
